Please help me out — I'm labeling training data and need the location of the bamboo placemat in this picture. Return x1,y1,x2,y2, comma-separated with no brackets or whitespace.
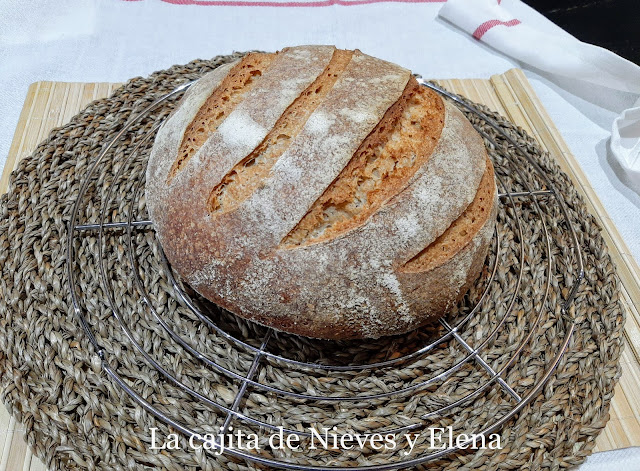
1,69,638,470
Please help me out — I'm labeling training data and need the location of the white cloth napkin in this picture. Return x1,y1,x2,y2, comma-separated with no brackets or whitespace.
439,0,640,190
579,447,640,471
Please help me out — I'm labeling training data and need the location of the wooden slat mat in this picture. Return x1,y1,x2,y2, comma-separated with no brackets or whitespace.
1,70,639,470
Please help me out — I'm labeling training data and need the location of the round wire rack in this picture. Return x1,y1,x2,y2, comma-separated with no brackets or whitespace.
65,78,584,470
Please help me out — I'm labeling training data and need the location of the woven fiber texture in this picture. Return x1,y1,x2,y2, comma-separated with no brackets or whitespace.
0,54,625,471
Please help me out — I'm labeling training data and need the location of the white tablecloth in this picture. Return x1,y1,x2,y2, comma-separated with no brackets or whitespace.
0,0,638,468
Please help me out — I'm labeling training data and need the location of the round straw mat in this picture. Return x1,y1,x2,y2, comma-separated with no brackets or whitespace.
0,53,625,470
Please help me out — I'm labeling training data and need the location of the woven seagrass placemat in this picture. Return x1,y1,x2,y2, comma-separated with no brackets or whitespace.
0,54,626,470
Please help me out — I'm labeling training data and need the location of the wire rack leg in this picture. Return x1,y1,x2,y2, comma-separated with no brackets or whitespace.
220,330,273,435
440,320,522,403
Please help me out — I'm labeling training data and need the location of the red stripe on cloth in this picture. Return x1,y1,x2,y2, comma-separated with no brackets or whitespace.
472,18,521,39
155,0,445,5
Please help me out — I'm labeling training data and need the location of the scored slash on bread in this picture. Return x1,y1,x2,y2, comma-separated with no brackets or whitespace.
146,45,497,340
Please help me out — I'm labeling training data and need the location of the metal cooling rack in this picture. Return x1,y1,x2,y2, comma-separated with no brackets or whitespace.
65,78,585,470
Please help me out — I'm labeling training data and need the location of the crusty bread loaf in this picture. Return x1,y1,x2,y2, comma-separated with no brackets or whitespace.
146,45,497,340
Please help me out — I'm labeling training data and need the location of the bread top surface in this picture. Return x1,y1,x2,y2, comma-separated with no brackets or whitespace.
145,45,493,339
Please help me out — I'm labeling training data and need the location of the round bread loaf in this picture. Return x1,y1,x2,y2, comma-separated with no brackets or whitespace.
145,45,498,340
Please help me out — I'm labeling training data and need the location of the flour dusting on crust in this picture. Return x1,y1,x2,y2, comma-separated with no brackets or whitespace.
145,45,495,340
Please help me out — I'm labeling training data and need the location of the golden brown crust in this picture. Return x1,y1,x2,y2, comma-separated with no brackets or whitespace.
398,189,497,328
281,78,446,247
170,52,276,181
402,155,496,273
208,49,354,215
145,45,496,340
